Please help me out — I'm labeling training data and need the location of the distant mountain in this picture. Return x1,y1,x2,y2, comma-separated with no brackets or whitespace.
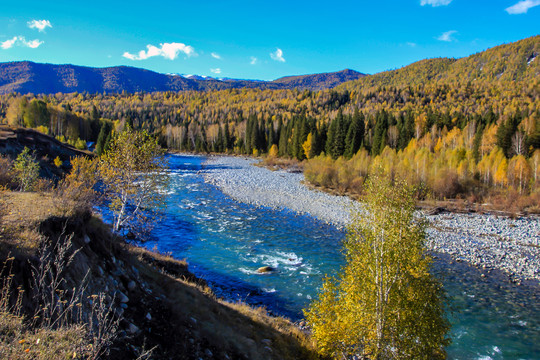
273,69,366,91
0,62,365,95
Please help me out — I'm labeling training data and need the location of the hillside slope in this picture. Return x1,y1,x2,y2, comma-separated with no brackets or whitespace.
339,35,539,91
0,194,317,360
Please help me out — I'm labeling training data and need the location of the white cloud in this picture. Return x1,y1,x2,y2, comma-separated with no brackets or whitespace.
420,0,452,6
505,0,540,14
24,39,43,48
437,30,457,42
211,52,221,59
270,48,285,62
250,56,258,65
1,36,18,49
1,36,43,49
27,19,52,32
123,42,196,60
210,68,221,74
406,42,417,47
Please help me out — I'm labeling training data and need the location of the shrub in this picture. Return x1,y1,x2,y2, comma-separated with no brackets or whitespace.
431,169,461,199
53,156,63,168
13,147,40,192
55,156,99,215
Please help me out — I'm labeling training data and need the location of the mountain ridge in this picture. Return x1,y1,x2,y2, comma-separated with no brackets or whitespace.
0,62,365,94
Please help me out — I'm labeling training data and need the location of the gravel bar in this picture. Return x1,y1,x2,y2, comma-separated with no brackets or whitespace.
203,155,540,284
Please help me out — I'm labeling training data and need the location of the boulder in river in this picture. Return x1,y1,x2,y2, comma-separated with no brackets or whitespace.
257,266,276,273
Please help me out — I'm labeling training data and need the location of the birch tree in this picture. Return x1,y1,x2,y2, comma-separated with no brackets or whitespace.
100,128,168,237
304,175,450,359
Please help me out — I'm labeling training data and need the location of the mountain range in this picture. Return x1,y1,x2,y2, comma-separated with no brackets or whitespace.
1,35,538,96
0,62,365,95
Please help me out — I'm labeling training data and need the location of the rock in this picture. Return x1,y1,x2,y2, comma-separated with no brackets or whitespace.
128,323,139,334
96,266,104,277
257,266,275,273
117,291,129,303
245,338,256,347
127,280,136,291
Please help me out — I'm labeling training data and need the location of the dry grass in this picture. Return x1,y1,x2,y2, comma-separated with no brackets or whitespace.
0,155,14,188
0,192,64,260
2,192,58,228
0,318,89,360
260,156,304,173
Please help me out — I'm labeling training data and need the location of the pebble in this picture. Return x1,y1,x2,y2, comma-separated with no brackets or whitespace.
203,155,540,283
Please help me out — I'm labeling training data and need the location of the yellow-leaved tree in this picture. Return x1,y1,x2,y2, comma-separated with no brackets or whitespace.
268,144,279,158
304,174,450,359
302,133,313,159
100,128,168,238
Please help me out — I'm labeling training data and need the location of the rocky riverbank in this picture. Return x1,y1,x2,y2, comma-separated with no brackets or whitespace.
203,155,540,285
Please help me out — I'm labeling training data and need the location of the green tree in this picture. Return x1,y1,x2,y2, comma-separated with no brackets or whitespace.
305,175,450,359
13,147,40,191
99,128,168,237
344,110,365,158
95,122,112,156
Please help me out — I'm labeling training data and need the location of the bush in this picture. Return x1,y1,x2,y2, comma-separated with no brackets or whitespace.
13,147,40,192
431,169,461,199
34,178,54,194
55,156,99,215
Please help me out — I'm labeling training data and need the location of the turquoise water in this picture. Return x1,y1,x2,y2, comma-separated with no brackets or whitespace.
143,155,539,359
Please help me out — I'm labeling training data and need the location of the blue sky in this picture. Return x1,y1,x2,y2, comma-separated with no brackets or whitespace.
1,0,539,80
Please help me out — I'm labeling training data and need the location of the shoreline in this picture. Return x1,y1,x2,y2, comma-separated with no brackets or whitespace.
201,155,540,286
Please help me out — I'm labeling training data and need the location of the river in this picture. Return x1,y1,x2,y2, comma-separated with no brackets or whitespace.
140,154,539,359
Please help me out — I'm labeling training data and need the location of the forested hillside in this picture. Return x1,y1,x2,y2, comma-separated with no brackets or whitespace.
0,35,538,207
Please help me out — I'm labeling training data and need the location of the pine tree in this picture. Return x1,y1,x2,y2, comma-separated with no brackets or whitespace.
216,125,224,152
372,111,389,156
223,122,231,151
344,109,365,158
332,112,347,158
95,122,112,156
325,117,337,156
